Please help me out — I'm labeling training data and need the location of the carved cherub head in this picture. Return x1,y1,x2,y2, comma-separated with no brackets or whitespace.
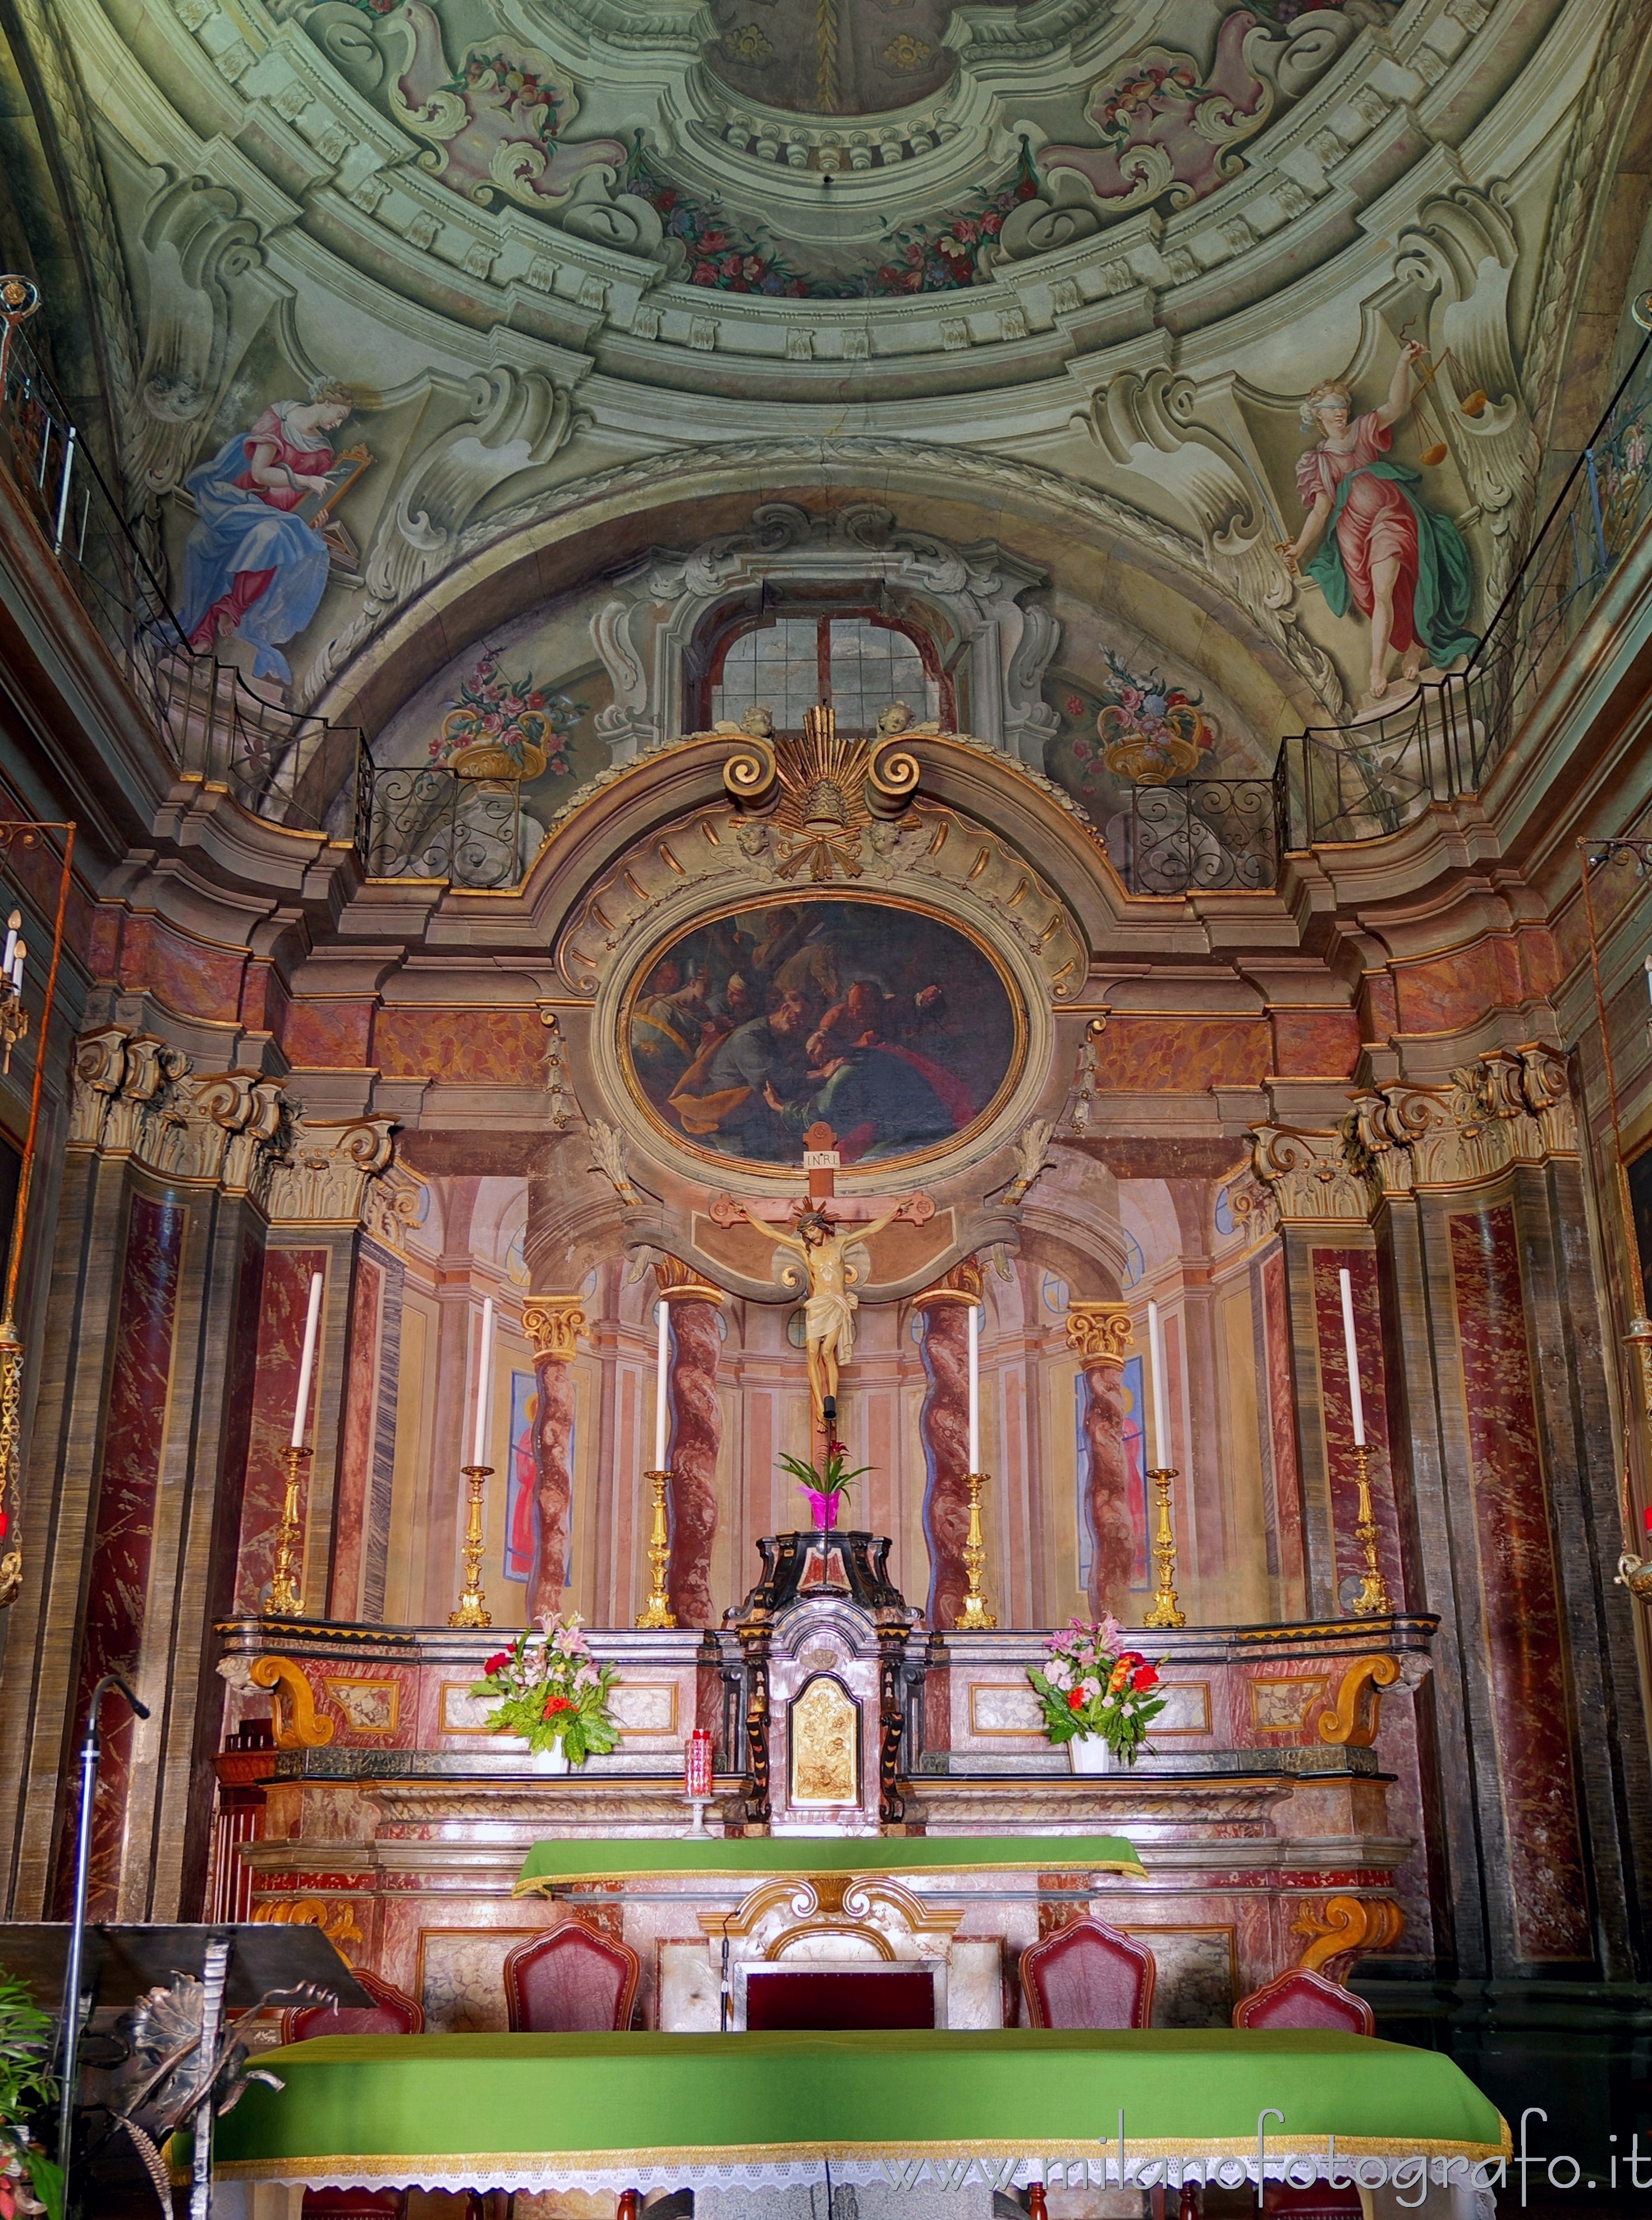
740,704,775,738
876,701,912,737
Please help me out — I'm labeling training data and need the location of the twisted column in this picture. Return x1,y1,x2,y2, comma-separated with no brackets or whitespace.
523,1297,585,1620
663,1261,726,1629
914,1260,981,1630
1066,1302,1135,1622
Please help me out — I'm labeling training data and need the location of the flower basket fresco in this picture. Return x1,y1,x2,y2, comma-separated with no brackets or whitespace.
432,651,587,781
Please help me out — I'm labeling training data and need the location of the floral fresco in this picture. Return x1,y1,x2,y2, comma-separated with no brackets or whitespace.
432,651,587,779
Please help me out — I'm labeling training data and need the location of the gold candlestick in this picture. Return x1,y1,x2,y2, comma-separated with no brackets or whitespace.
635,1468,676,1629
1142,1467,1186,1629
953,1471,997,1630
448,1463,493,1628
1348,1442,1393,1617
265,1444,312,1618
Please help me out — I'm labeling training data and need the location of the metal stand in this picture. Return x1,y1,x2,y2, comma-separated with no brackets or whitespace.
635,1469,676,1627
58,1673,149,2213
448,1463,494,1628
1347,1443,1393,1617
264,1444,311,1617
1143,1467,1187,1629
953,1471,997,1629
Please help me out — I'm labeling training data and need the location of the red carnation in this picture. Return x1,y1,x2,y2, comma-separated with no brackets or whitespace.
1066,1688,1085,1710
1133,1663,1159,1692
543,1694,573,1716
483,1650,511,1676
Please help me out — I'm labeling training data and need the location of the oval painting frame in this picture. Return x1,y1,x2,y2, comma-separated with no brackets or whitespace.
620,891,1027,1177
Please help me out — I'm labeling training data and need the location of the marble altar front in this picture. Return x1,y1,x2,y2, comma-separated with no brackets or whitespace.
215,1553,1432,2036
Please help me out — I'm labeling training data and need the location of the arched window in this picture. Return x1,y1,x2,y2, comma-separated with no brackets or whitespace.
705,612,946,732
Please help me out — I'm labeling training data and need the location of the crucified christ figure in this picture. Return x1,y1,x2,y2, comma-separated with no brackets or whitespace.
731,1199,923,1436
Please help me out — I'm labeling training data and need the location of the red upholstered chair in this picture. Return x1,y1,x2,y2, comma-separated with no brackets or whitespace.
1234,1969,1371,2219
1017,1918,1156,2029
279,1968,424,2220
503,1920,642,2033
1232,1965,1375,2036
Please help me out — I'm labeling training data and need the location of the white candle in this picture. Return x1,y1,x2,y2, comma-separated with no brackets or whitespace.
290,1270,323,1449
2,911,17,974
1338,1267,1366,1447
471,1296,495,1467
654,1295,670,1469
1148,1299,1172,1471
967,1301,980,1473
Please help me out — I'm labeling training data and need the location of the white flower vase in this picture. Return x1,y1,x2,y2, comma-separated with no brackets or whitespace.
532,1737,571,1776
1068,1733,1113,1774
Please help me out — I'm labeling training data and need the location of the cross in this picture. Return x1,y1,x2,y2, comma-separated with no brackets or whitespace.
802,1120,839,1203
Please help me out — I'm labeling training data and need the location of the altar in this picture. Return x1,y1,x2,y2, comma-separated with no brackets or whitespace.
215,1579,1430,2038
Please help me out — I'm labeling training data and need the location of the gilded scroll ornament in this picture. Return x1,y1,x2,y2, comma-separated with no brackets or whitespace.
249,1655,337,1749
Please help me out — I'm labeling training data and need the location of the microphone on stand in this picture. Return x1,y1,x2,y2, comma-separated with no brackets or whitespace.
58,1672,150,2211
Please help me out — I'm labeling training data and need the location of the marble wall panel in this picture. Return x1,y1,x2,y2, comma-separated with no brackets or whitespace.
1448,1204,1592,1961
1125,1927,1236,2028
375,1008,544,1083
1093,1018,1270,1092
57,1192,185,1916
329,1255,383,1621
282,998,376,1070
1268,1011,1361,1079
111,912,246,1022
1261,1249,1307,1612
1309,1249,1403,1612
418,1926,544,2033
234,1248,329,1611
1392,930,1559,1038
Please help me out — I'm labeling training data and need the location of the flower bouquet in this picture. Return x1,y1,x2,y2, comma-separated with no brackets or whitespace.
1026,1615,1166,1769
470,1614,621,1764
777,1436,870,1531
0,1966,61,2218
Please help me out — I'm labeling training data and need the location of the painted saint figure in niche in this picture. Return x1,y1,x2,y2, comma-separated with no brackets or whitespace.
180,383,366,684
1283,342,1478,701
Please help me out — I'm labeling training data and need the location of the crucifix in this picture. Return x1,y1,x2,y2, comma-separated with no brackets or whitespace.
714,1124,931,1441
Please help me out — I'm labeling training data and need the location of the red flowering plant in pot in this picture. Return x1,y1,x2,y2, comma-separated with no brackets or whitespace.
469,1613,621,1763
1026,1616,1167,1768
776,1436,870,1532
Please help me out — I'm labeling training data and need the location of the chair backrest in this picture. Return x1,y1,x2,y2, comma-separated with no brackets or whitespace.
282,1966,424,2044
503,1920,642,2033
1018,1918,1156,2030
1232,1966,1375,2035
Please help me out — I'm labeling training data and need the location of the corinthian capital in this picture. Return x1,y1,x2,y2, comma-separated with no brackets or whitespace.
1065,1301,1133,1365
523,1297,587,1362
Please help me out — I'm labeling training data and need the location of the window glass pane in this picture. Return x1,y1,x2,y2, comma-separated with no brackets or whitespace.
713,618,820,730
825,617,936,728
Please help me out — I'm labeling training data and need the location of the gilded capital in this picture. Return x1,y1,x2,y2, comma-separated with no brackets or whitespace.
523,1297,587,1362
914,1255,983,1308
1065,1301,1133,1366
655,1253,725,1304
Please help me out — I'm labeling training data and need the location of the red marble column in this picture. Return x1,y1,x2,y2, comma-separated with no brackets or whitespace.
1450,1203,1591,1961
235,1246,329,1612
524,1298,585,1621
1310,1247,1404,1610
328,1254,383,1620
56,1193,185,1916
667,1296,723,1629
916,1283,974,1630
1066,1302,1135,1622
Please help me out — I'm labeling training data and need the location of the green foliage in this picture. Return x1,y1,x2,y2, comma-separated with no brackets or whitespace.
469,1615,622,1761
1027,1621,1168,1765
0,1971,56,2126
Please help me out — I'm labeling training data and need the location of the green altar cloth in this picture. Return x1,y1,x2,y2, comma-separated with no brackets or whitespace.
514,1834,1146,1893
214,2029,1509,2193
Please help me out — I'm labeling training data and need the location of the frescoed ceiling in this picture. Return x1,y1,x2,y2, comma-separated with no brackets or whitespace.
4,0,1644,857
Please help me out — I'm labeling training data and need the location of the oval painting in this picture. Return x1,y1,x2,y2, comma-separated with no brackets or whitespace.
623,896,1024,1168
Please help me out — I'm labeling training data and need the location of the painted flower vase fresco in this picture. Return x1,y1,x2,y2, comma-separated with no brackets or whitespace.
433,652,587,780
1091,649,1213,785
